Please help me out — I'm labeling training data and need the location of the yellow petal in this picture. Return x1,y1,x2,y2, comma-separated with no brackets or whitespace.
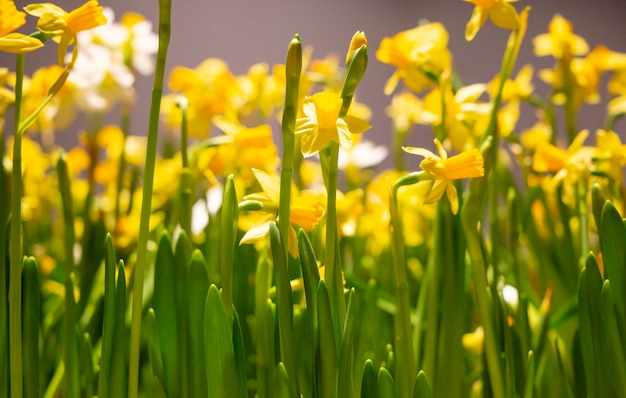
24,3,66,17
0,0,26,36
343,115,372,135
465,6,488,41
287,226,299,258
239,215,273,245
423,179,447,205
383,70,401,96
402,146,438,159
446,182,459,214
251,168,281,204
34,10,67,35
489,1,519,30
0,33,43,53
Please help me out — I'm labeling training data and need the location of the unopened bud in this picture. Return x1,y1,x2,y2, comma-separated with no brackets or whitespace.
341,43,367,99
346,31,367,65
285,34,302,79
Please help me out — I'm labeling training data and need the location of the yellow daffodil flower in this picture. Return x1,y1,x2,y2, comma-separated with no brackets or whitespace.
422,83,491,151
295,91,371,158
376,22,451,94
532,129,594,188
596,129,626,184
386,91,438,133
239,168,323,257
464,0,520,41
25,0,107,66
403,139,485,214
488,64,534,102
533,14,589,59
0,0,44,53
163,58,237,139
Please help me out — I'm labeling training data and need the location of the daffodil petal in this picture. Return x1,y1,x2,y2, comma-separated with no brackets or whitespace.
0,33,44,54
465,6,487,41
402,146,437,159
383,70,401,95
343,115,371,135
24,3,66,18
287,226,299,258
446,182,459,214
489,1,520,30
424,179,447,205
240,219,271,245
251,168,281,203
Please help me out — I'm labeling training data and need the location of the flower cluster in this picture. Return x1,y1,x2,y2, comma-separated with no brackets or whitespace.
1,1,626,397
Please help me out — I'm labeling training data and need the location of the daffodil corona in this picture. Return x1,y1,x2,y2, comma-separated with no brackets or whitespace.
404,139,485,214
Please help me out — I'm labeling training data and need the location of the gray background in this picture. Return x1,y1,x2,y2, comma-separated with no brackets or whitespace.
3,0,626,168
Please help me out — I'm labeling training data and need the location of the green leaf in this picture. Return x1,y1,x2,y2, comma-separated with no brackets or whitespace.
204,284,238,398
600,279,626,394
174,228,192,397
413,370,432,398
187,250,209,398
377,367,397,398
581,254,609,396
232,308,248,398
220,174,239,328
110,261,127,398
79,332,95,398
254,250,273,398
269,222,299,397
338,288,356,398
298,228,320,354
360,359,378,398
21,257,39,398
145,308,165,395
318,280,338,398
272,362,291,398
153,231,180,398
98,234,118,398
600,201,626,334
523,351,535,398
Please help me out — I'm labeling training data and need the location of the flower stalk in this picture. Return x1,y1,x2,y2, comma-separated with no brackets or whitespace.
127,0,171,397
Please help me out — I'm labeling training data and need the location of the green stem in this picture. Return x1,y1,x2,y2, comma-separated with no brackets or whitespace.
175,97,191,234
114,103,132,221
323,141,345,345
278,35,301,262
9,52,25,398
392,128,407,172
128,1,171,397
560,56,577,144
577,178,589,268
57,153,80,397
0,111,8,398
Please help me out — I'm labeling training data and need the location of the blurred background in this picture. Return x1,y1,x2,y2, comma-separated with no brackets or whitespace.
3,0,626,168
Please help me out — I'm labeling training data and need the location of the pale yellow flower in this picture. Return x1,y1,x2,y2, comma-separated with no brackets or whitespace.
403,139,485,214
533,14,589,59
239,169,323,257
532,130,594,188
295,91,371,157
376,22,451,94
0,0,43,53
25,0,107,66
